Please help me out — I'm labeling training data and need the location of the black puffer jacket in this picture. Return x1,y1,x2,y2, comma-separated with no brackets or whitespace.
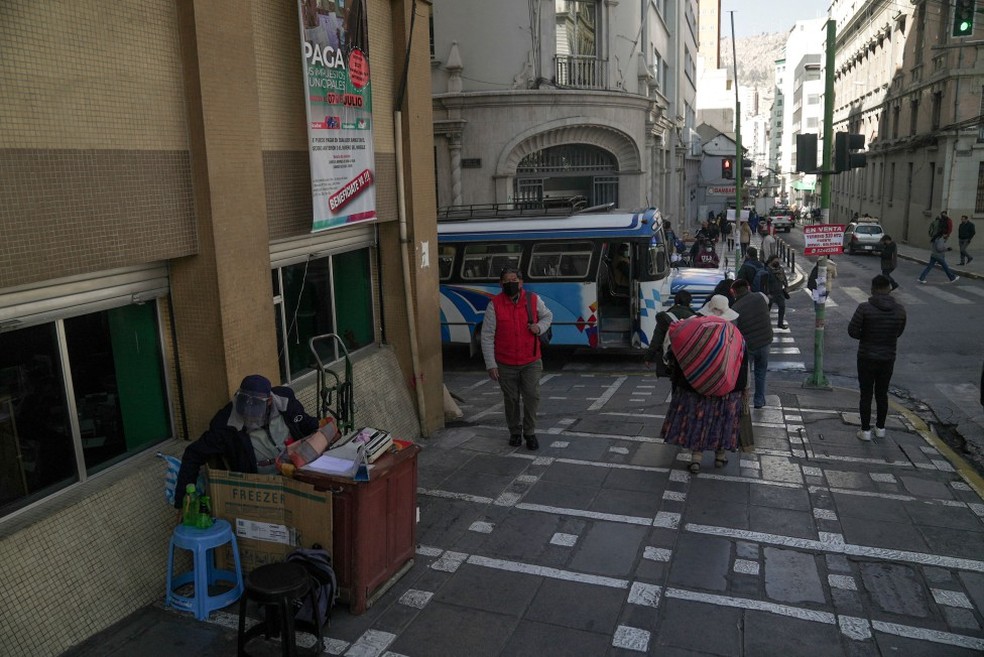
847,293,906,361
732,290,774,350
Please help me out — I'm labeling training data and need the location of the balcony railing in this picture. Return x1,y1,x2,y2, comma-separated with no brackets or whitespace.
554,55,607,89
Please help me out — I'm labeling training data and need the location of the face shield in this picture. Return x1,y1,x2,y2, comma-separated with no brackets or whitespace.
234,390,270,428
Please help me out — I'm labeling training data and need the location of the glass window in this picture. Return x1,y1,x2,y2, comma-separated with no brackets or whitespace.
528,242,592,278
438,245,456,280
461,244,522,280
0,302,171,518
274,247,375,381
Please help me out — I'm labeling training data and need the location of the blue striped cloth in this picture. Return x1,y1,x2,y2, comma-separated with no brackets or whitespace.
157,452,204,506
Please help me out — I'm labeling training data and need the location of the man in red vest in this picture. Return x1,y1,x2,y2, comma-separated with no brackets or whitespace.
481,267,554,450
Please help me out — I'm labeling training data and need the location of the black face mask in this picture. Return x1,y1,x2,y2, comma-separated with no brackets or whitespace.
502,281,520,297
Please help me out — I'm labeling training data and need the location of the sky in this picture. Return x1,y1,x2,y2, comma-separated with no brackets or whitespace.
720,0,831,39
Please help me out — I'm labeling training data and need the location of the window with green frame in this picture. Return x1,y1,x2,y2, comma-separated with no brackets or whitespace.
273,247,374,382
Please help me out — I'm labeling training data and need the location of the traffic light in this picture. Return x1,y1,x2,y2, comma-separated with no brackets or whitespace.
795,133,818,173
741,159,753,180
834,132,866,172
953,0,976,37
721,157,734,179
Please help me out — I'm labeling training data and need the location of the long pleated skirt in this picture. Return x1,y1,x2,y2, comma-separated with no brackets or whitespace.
661,387,743,452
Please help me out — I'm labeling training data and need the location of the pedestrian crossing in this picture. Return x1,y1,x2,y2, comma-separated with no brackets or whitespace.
799,281,982,307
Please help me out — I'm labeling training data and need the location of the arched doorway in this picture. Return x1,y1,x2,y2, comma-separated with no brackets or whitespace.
514,144,619,207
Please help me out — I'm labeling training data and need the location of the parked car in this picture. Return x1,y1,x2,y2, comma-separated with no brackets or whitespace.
843,220,884,255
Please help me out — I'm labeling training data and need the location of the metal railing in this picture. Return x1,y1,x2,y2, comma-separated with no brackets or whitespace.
553,55,607,89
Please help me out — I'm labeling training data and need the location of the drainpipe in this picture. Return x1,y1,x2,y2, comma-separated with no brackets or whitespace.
394,0,428,437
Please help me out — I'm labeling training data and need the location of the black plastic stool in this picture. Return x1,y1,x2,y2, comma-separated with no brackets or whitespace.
237,562,322,657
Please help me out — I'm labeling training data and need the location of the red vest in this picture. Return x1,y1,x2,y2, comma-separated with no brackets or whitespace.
491,290,541,366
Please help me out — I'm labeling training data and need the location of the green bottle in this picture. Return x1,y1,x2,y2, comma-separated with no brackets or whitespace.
182,484,199,527
196,495,214,529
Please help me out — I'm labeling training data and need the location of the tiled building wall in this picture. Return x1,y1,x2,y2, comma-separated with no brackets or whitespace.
0,0,197,289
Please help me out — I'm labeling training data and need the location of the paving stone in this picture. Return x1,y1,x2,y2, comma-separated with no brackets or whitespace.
589,488,662,518
525,579,625,634
923,567,956,586
687,478,750,505
749,505,817,540
905,503,982,531
748,484,812,511
825,554,852,574
602,467,667,494
957,571,984,615
919,526,984,561
499,620,611,657
667,534,732,592
437,469,516,499
763,547,825,604
872,631,984,657
568,520,649,577
629,442,680,468
825,470,875,490
743,611,844,657
538,461,610,486
457,453,534,477
386,602,515,657
943,606,982,632
898,475,954,500
832,494,909,523
838,516,930,552
859,562,931,617
684,499,750,530
477,513,567,565
831,588,865,614
573,416,644,435
655,598,740,655
736,541,759,560
521,480,598,509
760,455,804,484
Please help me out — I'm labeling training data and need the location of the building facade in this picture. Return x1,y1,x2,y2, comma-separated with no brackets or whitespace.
0,1,440,653
788,54,823,208
829,0,983,243
430,0,701,230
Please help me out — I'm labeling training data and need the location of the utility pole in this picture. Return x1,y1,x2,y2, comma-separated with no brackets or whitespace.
730,12,742,217
804,19,836,389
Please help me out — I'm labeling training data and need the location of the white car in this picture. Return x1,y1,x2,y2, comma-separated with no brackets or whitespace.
769,214,794,232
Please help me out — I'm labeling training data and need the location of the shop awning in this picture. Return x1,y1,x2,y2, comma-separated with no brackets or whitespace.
791,180,816,192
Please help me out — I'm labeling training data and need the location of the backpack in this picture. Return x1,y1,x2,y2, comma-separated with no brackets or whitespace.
751,267,770,295
928,217,941,238
668,315,746,397
286,547,338,628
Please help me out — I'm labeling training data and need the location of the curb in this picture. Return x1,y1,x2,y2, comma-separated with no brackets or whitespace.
890,398,984,501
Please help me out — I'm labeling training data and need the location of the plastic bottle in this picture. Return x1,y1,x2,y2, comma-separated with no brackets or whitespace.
196,495,213,529
181,484,199,527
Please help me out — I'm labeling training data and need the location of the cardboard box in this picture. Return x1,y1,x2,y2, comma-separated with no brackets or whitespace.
207,468,332,572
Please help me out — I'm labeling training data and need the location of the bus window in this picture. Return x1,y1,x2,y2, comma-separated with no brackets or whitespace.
461,243,522,279
528,241,592,279
438,245,456,280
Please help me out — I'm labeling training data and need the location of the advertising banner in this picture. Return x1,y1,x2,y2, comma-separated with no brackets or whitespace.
708,185,737,196
803,224,845,255
298,0,376,232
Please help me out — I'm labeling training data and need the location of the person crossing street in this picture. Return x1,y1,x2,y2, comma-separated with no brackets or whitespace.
958,215,975,265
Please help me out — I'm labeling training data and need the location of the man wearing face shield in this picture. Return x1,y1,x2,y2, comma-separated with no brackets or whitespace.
173,374,322,509
481,267,553,451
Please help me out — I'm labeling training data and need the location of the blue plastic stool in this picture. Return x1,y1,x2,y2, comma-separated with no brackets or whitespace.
166,518,244,620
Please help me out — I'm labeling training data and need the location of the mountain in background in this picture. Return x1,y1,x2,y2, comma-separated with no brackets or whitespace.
720,32,787,106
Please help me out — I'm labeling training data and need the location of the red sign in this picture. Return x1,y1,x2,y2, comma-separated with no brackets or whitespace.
803,224,845,255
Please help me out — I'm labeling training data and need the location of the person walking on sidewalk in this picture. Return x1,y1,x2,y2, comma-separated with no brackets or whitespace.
731,279,774,408
643,290,695,377
661,295,747,473
736,246,765,287
848,275,906,441
879,234,899,290
917,233,960,284
739,220,751,258
958,215,975,265
765,255,789,329
481,267,553,451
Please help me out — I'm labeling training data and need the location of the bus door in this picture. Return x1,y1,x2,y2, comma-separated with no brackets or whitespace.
637,233,672,348
598,241,636,347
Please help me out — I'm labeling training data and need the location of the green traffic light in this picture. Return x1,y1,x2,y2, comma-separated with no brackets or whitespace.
960,20,971,31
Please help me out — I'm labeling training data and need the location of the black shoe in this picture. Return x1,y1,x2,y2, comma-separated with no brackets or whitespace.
525,434,539,450
777,323,788,329
509,434,522,447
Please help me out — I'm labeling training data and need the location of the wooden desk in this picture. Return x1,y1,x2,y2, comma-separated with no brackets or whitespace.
294,443,419,614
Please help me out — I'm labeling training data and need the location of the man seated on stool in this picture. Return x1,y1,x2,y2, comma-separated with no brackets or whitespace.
174,374,325,509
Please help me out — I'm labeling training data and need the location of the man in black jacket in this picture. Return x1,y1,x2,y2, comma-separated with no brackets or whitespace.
731,279,774,408
174,374,323,508
848,275,907,441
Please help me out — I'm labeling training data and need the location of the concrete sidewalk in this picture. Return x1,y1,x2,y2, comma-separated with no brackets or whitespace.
63,368,984,657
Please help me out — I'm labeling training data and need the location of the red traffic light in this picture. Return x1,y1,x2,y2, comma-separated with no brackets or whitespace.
722,158,734,179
